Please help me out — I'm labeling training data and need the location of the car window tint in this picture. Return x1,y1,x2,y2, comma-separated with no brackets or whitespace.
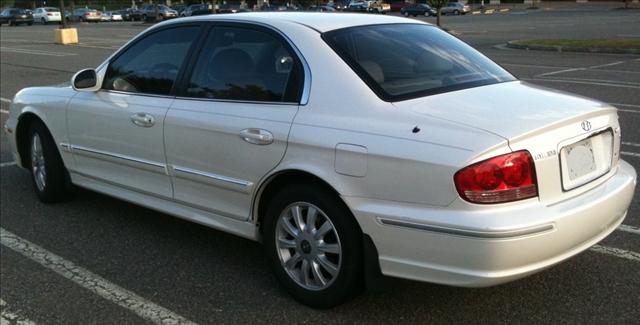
324,24,515,101
103,26,199,96
185,26,302,103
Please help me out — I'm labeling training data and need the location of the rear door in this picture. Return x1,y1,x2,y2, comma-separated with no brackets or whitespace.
165,23,305,221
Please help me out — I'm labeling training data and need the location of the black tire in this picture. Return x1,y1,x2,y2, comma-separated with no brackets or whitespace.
27,121,70,203
142,14,147,21
403,11,409,17
263,184,363,308
41,18,46,24
9,20,14,26
454,9,460,15
27,22,33,26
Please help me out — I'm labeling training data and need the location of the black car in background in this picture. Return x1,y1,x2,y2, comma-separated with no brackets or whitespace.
400,3,436,17
180,3,212,17
119,8,142,21
0,8,34,26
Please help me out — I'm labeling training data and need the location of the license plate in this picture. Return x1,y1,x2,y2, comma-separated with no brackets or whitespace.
566,138,596,180
560,130,613,191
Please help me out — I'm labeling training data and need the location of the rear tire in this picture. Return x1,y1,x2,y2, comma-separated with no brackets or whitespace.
41,18,46,24
264,184,363,308
27,121,71,203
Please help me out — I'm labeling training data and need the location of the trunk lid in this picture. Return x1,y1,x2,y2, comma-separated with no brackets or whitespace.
393,81,622,205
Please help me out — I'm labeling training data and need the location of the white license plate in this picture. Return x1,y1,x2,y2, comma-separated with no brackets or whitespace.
560,130,613,191
566,138,596,180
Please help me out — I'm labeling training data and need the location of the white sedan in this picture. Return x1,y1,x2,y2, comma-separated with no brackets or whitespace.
3,13,636,308
32,7,62,24
101,12,123,22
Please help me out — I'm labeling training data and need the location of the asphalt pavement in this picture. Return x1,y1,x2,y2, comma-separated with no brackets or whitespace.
1,7,639,324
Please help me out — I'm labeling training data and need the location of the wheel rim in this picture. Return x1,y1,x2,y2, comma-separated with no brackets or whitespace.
31,133,46,191
275,202,342,291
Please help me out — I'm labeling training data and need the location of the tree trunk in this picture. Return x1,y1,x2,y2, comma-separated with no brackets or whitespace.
436,8,441,27
59,0,67,28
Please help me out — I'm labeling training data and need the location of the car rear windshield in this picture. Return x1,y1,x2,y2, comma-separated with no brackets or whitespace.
323,24,516,102
45,8,60,12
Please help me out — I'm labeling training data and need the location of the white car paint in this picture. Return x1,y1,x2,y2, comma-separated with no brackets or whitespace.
32,7,61,23
3,13,637,289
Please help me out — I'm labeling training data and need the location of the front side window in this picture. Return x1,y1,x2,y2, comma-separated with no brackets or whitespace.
323,24,515,101
184,26,302,103
103,26,199,96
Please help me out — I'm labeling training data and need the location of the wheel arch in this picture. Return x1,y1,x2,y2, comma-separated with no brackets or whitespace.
15,111,46,167
253,169,355,235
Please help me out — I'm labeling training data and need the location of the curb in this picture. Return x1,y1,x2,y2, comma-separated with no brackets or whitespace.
506,40,640,55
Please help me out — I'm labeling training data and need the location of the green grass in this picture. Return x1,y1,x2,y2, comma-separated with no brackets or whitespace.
515,39,640,50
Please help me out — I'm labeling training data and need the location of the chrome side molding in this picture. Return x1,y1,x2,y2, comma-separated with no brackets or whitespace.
378,218,555,239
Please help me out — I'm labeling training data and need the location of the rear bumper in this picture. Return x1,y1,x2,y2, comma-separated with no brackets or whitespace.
346,160,636,287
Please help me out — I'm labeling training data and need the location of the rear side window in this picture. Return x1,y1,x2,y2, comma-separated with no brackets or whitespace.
184,26,302,103
323,24,515,101
103,26,199,96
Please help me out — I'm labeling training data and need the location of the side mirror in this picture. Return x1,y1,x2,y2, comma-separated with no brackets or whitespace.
72,68,100,91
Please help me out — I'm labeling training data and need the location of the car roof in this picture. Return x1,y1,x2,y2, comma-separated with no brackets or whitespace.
175,12,429,33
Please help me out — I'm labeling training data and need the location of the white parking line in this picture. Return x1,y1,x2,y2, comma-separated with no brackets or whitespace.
0,228,197,325
618,109,640,114
0,162,17,168
0,110,8,115
618,224,640,235
622,142,640,147
538,60,626,77
590,244,640,262
0,97,11,103
0,47,76,57
525,78,640,89
612,103,640,108
621,152,640,158
0,299,36,325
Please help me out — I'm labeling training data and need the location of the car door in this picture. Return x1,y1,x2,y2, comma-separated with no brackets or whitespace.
164,23,305,221
66,24,203,198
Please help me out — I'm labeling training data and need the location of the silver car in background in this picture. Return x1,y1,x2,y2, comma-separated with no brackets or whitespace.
3,13,636,308
441,2,471,15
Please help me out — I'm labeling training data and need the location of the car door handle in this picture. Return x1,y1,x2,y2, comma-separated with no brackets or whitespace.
130,113,155,127
239,128,274,145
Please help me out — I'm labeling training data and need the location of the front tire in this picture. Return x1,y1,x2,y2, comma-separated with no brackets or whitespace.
28,121,70,203
264,184,363,308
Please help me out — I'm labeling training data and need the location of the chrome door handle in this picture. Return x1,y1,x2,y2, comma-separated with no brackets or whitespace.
130,113,155,127
239,128,274,145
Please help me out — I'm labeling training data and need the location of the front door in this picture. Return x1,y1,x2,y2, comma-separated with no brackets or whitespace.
67,24,202,198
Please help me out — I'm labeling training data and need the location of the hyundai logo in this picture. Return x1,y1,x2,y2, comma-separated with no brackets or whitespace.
581,120,592,132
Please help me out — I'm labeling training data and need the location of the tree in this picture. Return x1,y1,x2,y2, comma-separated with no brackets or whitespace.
426,0,448,27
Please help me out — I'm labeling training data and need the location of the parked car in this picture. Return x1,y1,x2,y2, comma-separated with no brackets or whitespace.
441,2,470,15
180,3,212,17
332,1,351,10
170,3,186,14
390,1,411,11
344,3,369,12
308,5,336,12
0,8,34,26
72,8,101,22
119,8,142,21
4,13,636,309
102,11,123,22
140,4,178,21
400,3,436,16
217,4,247,13
32,7,62,24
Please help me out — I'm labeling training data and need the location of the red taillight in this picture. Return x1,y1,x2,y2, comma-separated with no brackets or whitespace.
454,150,537,204
84,12,90,16
47,13,53,16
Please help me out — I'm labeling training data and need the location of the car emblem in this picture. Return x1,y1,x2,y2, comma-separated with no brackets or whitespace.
581,120,591,132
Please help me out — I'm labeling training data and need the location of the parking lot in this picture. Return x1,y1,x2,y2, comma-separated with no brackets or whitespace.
1,7,639,324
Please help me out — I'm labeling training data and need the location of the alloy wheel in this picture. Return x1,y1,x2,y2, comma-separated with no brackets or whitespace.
275,202,342,291
31,133,46,191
